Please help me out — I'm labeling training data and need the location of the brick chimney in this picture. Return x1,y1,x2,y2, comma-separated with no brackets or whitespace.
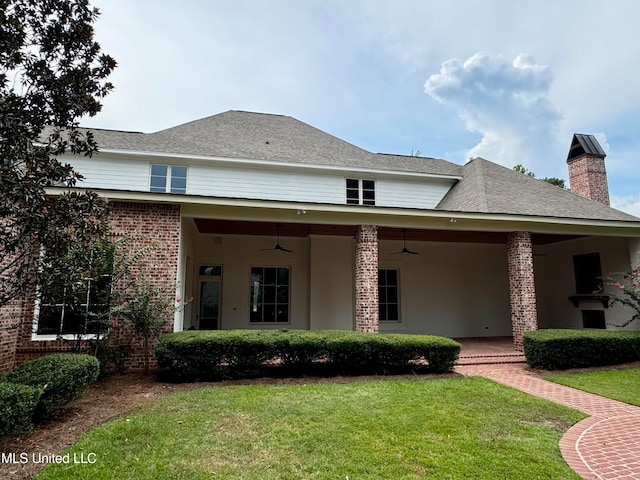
566,133,610,206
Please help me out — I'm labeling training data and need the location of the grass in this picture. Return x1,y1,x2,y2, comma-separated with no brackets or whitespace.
36,377,585,480
546,368,640,407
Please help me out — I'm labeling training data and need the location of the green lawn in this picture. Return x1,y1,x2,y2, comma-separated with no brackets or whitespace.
546,368,640,407
37,377,585,480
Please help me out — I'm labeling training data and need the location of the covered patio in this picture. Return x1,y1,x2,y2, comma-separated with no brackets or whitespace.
176,214,638,349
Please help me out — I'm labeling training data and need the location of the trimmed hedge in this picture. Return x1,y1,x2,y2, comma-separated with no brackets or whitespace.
3,353,100,421
0,382,42,436
156,329,461,382
523,329,640,370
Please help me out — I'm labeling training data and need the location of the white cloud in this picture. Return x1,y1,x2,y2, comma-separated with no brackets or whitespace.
611,195,640,218
424,53,562,168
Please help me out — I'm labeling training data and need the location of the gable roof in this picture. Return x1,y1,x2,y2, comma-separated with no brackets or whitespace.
437,158,638,222
567,133,606,161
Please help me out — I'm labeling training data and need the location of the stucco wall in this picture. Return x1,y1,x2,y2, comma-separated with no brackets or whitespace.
309,235,354,330
183,229,513,338
378,240,512,337
536,236,639,331
187,232,310,330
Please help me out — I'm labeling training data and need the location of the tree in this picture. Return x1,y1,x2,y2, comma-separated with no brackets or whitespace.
602,252,640,328
0,0,116,308
512,165,566,189
118,274,184,374
513,164,535,177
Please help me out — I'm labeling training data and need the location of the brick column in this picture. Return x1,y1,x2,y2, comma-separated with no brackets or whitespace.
355,225,379,332
507,231,538,350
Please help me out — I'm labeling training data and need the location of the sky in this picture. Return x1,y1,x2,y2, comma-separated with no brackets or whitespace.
87,0,640,216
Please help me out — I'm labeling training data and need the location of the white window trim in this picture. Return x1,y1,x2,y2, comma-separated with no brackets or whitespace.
345,178,375,206
150,164,188,194
32,271,112,341
379,268,401,323
32,283,105,341
248,265,291,325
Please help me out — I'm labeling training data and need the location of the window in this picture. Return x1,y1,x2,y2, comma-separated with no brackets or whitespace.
379,269,399,321
346,179,375,206
250,267,289,323
150,164,188,194
36,275,112,336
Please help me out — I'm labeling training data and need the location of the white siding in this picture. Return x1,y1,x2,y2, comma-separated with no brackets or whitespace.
65,155,149,191
188,165,345,204
377,179,453,210
64,154,457,210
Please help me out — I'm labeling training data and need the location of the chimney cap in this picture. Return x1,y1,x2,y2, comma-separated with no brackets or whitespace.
567,133,606,162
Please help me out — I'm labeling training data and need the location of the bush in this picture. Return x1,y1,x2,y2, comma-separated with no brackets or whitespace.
156,329,461,381
523,329,640,370
3,354,100,421
88,342,132,377
0,382,42,436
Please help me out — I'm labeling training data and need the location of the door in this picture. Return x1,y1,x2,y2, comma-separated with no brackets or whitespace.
198,280,220,330
197,265,223,330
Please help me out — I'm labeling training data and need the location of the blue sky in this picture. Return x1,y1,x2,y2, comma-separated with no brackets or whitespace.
88,0,640,216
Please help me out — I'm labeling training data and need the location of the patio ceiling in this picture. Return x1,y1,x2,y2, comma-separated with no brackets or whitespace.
192,219,582,245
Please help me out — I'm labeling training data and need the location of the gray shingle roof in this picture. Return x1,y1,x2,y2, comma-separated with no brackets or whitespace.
67,110,639,223
87,110,460,176
437,158,639,221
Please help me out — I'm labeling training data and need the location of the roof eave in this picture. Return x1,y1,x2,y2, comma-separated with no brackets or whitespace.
85,148,464,181
46,187,640,238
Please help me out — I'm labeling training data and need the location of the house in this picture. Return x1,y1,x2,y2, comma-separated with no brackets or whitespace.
1,110,639,372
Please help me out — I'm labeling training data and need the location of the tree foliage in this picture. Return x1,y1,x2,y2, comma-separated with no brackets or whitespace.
0,0,116,307
603,252,640,328
512,164,566,189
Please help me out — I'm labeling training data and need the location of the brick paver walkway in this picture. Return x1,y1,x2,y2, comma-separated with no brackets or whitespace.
456,363,640,480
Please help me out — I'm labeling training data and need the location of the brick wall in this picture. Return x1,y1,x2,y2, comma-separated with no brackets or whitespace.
11,202,181,372
567,153,610,206
355,225,379,332
0,298,24,374
107,202,181,371
507,231,538,349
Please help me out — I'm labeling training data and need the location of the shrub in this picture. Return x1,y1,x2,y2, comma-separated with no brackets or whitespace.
3,354,100,420
156,329,461,381
0,382,42,436
275,329,328,371
523,329,640,370
155,331,229,382
89,341,132,377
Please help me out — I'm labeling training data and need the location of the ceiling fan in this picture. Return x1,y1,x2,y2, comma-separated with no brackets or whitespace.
262,224,293,253
390,229,420,255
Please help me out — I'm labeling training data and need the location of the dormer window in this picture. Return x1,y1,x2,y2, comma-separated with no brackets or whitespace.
150,164,188,194
346,179,375,206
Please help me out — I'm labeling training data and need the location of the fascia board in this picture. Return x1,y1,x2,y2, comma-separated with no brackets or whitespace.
46,187,640,238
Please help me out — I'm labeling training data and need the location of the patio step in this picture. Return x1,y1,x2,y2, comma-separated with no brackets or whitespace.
456,353,527,366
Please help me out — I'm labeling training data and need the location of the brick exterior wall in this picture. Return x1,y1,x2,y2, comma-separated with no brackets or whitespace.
0,297,25,374
354,225,379,332
567,153,610,206
106,202,181,371
507,231,538,350
10,202,181,372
